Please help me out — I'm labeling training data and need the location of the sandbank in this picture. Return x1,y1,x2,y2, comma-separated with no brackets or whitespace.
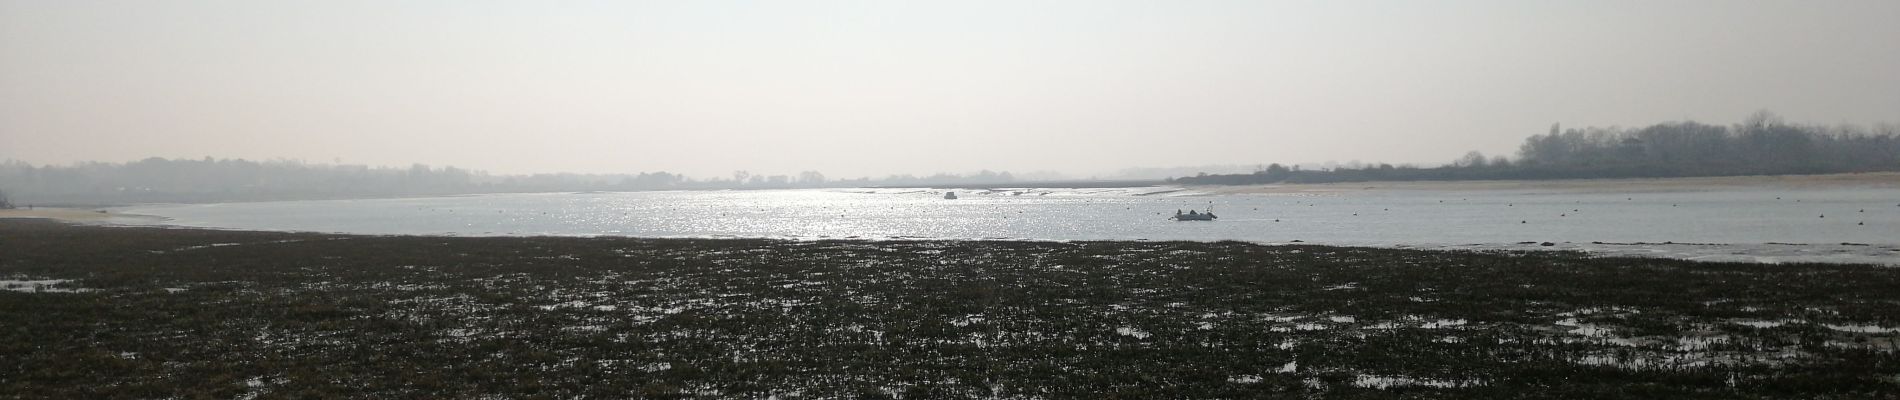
0,207,163,223
1195,172,1900,195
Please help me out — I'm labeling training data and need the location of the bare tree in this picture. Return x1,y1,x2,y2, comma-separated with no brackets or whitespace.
0,188,14,209
1454,151,1489,168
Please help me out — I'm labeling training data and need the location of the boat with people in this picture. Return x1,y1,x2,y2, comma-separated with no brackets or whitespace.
1171,207,1216,221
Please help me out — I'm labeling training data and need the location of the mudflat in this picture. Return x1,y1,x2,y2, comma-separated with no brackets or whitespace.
2,220,1897,398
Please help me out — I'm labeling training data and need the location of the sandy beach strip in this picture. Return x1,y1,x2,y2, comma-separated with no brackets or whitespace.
1193,172,1900,195
0,207,164,223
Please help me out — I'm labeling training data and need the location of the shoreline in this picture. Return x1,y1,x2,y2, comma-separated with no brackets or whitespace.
1191,171,1900,195
63,215,1900,266
28,215,1898,266
0,207,167,223
0,207,118,221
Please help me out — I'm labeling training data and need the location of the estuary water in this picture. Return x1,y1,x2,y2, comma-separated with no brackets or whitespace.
119,186,1900,265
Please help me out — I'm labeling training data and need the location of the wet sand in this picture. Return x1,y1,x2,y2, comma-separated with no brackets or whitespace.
0,208,117,221
0,207,165,224
3,220,1896,397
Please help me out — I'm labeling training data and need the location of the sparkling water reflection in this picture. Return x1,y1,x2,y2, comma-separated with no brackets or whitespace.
122,187,1900,264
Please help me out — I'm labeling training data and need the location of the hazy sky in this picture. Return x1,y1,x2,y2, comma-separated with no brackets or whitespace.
3,1,1897,179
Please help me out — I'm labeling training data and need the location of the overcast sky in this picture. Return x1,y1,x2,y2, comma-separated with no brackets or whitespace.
3,1,1896,179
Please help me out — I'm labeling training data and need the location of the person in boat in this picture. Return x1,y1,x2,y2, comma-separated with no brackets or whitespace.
1188,210,1198,216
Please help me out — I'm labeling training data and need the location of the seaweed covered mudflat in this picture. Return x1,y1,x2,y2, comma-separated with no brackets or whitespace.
2,220,1898,398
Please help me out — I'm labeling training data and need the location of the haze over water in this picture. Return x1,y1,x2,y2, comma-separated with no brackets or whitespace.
7,2,1899,178
123,187,1900,265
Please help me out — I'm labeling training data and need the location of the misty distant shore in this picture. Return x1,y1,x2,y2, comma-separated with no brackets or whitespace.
871,179,1165,190
7,111,1897,207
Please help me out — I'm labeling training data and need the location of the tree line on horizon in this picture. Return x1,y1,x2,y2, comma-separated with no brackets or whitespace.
1174,112,1900,185
8,112,1893,205
0,158,1023,205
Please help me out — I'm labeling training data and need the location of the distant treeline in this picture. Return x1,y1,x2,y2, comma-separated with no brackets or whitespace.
0,158,1023,205
1175,112,1900,185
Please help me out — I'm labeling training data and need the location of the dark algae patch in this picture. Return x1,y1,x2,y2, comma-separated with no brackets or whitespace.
2,220,1898,398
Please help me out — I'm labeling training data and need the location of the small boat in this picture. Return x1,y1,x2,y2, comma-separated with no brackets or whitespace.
1171,208,1216,221
944,191,958,199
